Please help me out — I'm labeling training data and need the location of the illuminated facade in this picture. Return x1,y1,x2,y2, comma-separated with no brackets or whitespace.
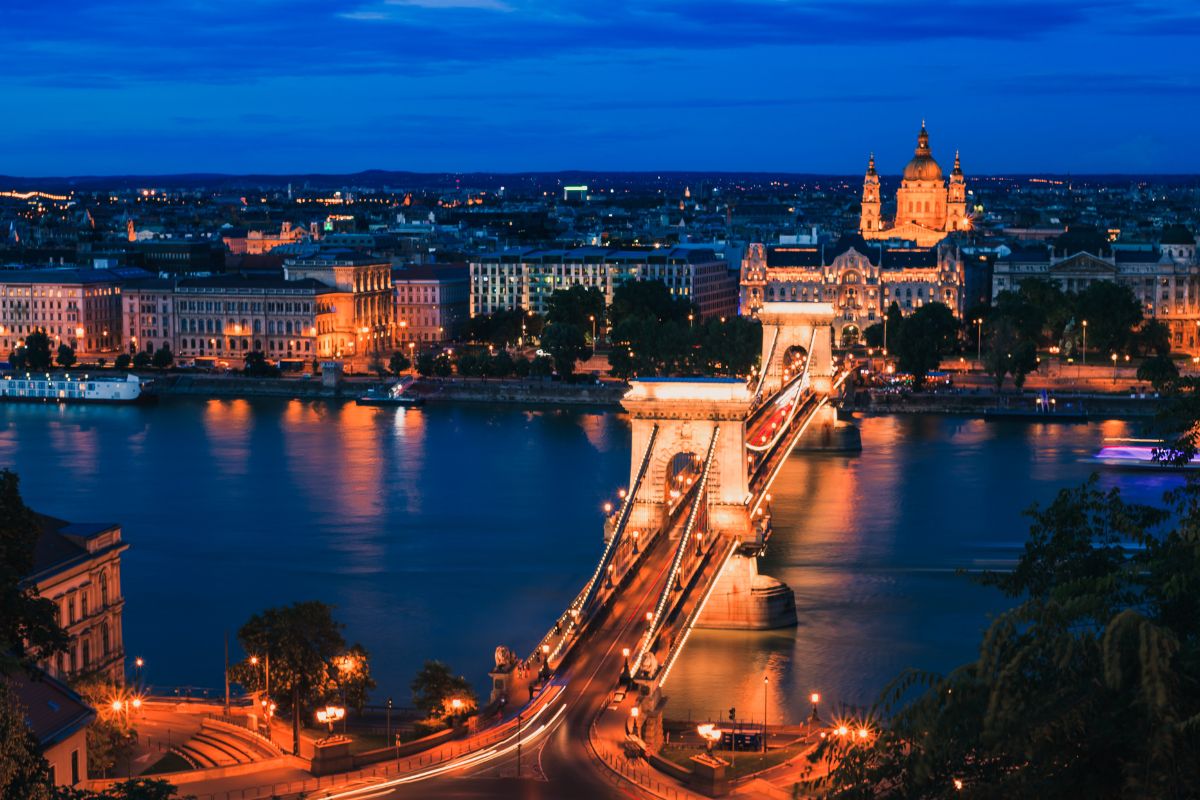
393,264,468,345
285,251,395,358
26,516,129,684
470,247,738,319
122,278,174,355
860,124,969,247
0,268,122,358
740,236,965,346
994,227,1200,352
171,275,335,365
222,221,318,255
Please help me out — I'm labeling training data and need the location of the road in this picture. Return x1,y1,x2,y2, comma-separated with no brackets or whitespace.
312,512,687,800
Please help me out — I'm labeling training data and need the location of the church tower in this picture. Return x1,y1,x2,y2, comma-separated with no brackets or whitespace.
947,150,967,231
860,153,881,233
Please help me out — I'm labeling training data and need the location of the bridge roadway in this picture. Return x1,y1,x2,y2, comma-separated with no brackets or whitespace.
315,489,695,800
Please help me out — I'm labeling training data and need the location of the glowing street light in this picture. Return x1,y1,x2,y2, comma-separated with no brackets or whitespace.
697,723,722,753
316,705,345,738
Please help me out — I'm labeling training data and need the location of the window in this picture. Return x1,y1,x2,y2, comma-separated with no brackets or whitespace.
71,750,79,785
101,621,110,656
99,572,109,607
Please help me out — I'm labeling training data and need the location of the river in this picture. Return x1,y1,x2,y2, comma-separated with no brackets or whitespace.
0,398,1180,723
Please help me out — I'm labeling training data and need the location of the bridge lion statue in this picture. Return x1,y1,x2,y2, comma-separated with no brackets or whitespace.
494,645,518,672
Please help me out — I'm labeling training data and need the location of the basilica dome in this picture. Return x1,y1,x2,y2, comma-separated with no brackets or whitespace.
903,124,943,182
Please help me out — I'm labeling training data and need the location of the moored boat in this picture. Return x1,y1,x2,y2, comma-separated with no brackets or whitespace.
356,377,424,407
0,372,146,404
1092,437,1198,470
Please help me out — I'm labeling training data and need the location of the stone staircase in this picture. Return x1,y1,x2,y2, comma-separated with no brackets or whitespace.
170,717,284,769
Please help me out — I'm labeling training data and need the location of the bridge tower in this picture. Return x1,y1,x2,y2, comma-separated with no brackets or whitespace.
755,301,835,398
621,378,795,630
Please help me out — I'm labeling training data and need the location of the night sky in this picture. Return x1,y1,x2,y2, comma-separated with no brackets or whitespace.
4,0,1199,175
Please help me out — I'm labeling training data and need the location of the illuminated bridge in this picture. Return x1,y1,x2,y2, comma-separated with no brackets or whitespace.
319,302,848,800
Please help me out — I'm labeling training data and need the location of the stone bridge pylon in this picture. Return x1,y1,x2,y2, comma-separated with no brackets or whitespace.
620,378,796,630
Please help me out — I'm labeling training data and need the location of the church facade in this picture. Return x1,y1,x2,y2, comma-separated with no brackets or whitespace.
740,236,965,347
860,124,969,248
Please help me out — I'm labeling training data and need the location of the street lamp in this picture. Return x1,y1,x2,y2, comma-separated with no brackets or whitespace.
810,692,820,722
762,675,769,753
1082,319,1088,364
627,706,640,736
697,723,722,753
620,647,631,686
974,317,983,364
315,705,345,739
1112,352,1119,383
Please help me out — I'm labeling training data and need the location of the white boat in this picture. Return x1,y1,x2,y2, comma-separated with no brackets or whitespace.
1092,438,1198,470
0,372,146,404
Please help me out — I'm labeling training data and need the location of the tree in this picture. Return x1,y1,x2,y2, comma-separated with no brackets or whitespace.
368,355,386,377
1138,353,1179,391
1075,281,1143,355
387,351,411,375
150,345,173,370
0,681,54,800
24,332,52,371
73,676,136,778
114,354,132,370
0,470,69,675
540,322,590,377
1137,319,1172,357
694,316,761,376
410,660,476,719
529,355,553,378
810,477,1200,799
55,778,190,799
55,344,76,369
9,347,26,371
609,280,691,329
132,351,151,369
1015,277,1072,345
228,601,352,756
486,349,515,378
546,285,605,339
892,302,958,388
243,351,278,378
332,644,376,714
415,352,438,377
1009,339,1039,389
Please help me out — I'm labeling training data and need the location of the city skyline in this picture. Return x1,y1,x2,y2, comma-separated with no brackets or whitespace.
5,0,1200,176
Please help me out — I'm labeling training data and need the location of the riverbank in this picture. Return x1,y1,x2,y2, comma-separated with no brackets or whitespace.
851,388,1162,419
144,373,629,406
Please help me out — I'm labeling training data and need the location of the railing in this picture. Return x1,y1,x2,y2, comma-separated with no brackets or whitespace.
632,427,719,677
751,327,778,408
655,535,741,689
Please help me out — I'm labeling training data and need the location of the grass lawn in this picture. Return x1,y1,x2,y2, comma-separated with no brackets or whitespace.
659,740,810,781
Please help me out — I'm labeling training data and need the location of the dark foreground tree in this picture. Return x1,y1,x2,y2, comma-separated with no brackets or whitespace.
808,477,1200,799
55,344,76,369
24,332,52,371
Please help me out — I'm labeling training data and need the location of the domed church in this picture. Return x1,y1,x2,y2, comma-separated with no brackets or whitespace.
860,123,969,248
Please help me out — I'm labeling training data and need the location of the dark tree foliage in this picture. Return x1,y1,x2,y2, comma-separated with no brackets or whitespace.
243,351,279,377
1075,281,1143,355
132,351,151,369
546,285,605,336
892,302,959,388
55,344,76,369
810,476,1200,799
1137,353,1179,391
0,681,55,800
54,778,191,799
415,352,438,377
1137,319,1172,357
387,351,411,375
24,332,52,371
466,309,542,347
539,322,591,377
0,470,69,675
608,280,692,329
410,660,476,719
114,353,132,370
228,601,359,756
150,345,173,370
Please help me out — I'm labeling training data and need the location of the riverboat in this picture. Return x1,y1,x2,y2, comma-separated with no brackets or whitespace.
0,372,146,404
356,377,424,407
1092,438,1198,470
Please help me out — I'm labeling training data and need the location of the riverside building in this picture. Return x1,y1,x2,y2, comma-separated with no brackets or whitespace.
0,268,123,358
469,246,738,319
393,263,468,346
740,235,965,347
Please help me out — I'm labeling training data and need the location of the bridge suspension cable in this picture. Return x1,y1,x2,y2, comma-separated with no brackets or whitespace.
577,423,659,617
745,328,817,454
751,326,779,407
631,426,720,678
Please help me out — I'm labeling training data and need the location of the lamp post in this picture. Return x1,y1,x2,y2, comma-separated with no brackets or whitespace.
620,647,631,687
974,317,983,365
628,706,640,736
315,705,345,741
386,696,392,745
1082,319,1088,365
762,675,769,753
1112,352,1119,383
809,692,820,723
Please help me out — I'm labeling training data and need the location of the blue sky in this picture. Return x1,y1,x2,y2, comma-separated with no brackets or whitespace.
3,0,1199,175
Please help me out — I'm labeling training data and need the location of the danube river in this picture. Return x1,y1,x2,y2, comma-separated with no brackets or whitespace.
0,398,1180,722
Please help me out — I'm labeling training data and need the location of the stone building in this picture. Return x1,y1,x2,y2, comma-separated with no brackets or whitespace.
993,225,1200,352
10,669,94,788
469,246,738,320
26,516,129,684
285,250,395,359
860,124,970,247
0,268,124,358
392,263,468,347
740,235,965,346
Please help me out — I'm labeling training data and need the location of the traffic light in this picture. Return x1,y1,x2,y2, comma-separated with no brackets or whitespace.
728,707,736,722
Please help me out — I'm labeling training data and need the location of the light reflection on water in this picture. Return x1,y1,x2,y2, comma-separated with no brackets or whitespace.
0,400,1182,722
